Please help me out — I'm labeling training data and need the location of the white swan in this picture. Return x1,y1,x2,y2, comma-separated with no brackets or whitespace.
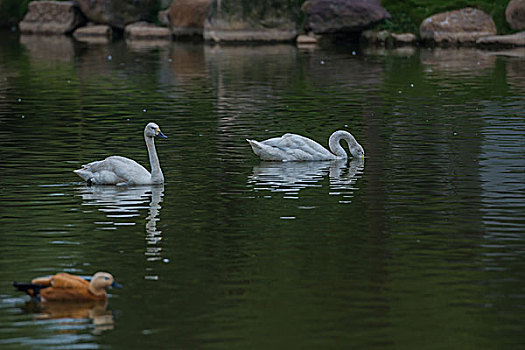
247,130,364,161
74,122,167,185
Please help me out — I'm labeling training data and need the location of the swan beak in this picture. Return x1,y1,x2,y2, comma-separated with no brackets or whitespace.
362,155,365,160
156,129,167,139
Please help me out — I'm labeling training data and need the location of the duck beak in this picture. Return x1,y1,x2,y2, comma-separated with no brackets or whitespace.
111,281,123,289
156,129,167,139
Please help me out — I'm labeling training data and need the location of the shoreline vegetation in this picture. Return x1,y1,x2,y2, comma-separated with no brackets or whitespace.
0,0,523,47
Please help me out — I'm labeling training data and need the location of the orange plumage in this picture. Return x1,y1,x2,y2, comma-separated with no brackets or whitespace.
14,272,118,302
40,273,106,301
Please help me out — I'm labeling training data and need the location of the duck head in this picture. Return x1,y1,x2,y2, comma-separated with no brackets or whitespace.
89,272,117,297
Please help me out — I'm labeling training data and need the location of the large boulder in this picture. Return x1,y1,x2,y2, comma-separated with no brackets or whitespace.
159,0,211,37
75,0,156,29
19,1,85,34
303,0,391,34
420,8,496,45
204,0,298,42
506,0,525,30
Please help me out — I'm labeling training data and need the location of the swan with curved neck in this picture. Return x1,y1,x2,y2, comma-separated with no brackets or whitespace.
247,130,364,161
74,122,167,185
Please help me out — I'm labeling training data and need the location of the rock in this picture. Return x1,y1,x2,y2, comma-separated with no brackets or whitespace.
73,24,113,43
360,30,388,45
360,30,415,46
75,0,157,29
73,24,112,38
360,29,378,42
420,8,496,45
392,33,417,45
296,34,318,45
376,30,390,42
125,21,172,40
303,0,391,34
19,1,85,34
162,0,211,37
506,0,525,30
158,9,170,27
205,27,298,42
204,0,298,42
476,31,525,47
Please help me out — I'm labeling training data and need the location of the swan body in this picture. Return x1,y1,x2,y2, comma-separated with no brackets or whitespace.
74,122,167,185
13,272,121,302
247,130,364,161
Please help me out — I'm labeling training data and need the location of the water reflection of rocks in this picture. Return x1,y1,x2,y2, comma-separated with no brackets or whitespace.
78,185,165,263
248,159,364,203
19,35,76,63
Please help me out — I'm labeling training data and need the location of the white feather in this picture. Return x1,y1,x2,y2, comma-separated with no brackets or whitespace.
74,122,166,185
247,130,364,161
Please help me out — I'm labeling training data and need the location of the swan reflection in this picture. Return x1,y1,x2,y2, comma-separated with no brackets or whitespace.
77,185,165,262
248,159,364,202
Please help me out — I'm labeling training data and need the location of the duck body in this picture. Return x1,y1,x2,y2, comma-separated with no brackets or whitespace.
74,122,167,185
247,130,364,161
14,272,118,302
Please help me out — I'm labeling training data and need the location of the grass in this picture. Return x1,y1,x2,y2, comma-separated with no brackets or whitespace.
380,0,512,34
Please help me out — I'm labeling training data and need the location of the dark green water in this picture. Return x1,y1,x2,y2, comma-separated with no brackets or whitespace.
0,32,524,349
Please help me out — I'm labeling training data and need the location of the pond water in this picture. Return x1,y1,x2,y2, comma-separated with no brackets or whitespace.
0,31,524,349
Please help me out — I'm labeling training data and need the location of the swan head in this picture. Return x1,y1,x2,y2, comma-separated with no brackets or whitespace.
330,130,365,160
144,122,167,139
350,143,365,160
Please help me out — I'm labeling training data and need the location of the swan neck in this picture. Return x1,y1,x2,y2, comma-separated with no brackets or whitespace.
329,132,350,159
145,135,163,183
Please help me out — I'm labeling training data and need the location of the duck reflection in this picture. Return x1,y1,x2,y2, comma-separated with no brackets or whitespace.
22,300,114,334
248,159,364,200
77,185,165,262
